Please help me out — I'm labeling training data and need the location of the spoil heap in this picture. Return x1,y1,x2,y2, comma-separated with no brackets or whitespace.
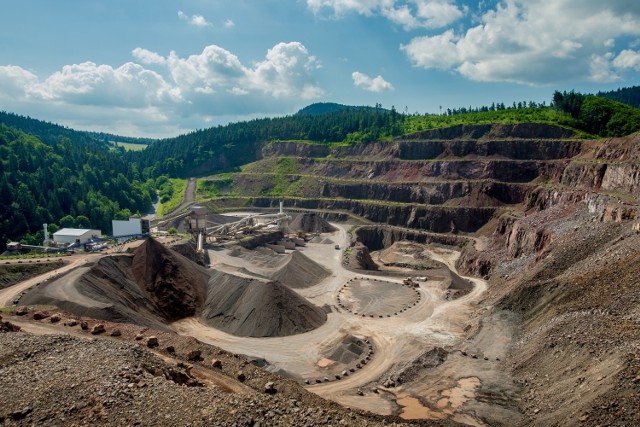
130,237,208,321
268,250,330,289
289,213,337,233
203,271,327,337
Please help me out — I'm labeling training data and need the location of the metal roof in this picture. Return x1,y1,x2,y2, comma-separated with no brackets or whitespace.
53,228,94,236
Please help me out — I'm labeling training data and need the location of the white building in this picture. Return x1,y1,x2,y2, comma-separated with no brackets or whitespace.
112,218,143,237
53,228,101,245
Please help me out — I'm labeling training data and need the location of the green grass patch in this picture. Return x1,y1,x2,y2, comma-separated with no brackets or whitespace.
156,178,187,215
112,141,148,151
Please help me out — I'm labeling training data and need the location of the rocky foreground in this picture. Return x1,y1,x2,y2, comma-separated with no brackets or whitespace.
0,314,456,427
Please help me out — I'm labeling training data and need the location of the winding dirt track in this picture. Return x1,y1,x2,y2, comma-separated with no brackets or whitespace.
0,254,101,307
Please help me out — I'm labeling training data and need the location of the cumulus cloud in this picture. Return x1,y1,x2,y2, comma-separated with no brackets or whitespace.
132,48,167,65
401,0,640,85
224,19,235,29
0,42,323,136
613,49,640,71
0,66,38,98
178,10,212,27
352,71,395,92
307,0,465,29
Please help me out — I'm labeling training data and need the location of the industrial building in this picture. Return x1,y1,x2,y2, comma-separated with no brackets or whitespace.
53,228,102,245
112,218,149,237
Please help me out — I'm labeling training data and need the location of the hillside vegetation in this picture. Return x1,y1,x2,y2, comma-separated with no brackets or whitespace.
0,122,155,251
2,89,639,247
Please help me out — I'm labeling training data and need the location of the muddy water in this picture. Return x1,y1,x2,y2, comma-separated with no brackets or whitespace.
396,393,441,420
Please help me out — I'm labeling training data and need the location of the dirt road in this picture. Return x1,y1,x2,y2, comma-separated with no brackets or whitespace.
0,254,99,307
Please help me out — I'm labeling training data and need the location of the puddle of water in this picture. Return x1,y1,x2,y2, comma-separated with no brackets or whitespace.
442,377,481,408
396,393,442,420
398,377,482,422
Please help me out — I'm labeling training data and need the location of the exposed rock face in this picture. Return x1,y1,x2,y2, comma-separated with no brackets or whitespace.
354,225,468,251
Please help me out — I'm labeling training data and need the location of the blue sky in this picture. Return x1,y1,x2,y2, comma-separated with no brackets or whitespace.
1,0,639,137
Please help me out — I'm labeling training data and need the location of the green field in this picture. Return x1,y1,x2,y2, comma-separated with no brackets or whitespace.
113,141,148,151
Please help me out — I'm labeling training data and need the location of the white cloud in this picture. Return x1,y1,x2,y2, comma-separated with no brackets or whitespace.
132,48,167,65
178,10,212,27
307,0,465,29
0,66,38,98
27,62,179,107
251,42,323,99
224,19,235,29
401,0,640,85
352,71,395,92
613,49,640,71
0,42,323,136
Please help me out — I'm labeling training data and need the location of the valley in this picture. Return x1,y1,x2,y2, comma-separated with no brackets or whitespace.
1,118,640,426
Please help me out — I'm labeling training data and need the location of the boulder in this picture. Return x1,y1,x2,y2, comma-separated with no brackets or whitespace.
32,311,50,320
15,307,28,316
186,350,202,362
110,329,122,337
90,324,105,335
80,321,89,331
264,381,277,394
147,336,159,348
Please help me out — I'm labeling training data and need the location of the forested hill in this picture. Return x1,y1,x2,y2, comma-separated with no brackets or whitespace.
0,122,155,251
132,107,405,177
596,86,640,109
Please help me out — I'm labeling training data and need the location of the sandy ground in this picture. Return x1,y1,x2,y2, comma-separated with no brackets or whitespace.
0,254,101,307
172,223,490,422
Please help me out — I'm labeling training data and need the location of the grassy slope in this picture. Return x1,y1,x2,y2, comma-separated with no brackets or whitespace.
156,178,187,215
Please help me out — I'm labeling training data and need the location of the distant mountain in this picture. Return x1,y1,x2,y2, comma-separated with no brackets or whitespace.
296,102,389,116
596,86,640,109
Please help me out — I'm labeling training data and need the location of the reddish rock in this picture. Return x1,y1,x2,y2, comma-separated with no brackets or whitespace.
147,336,159,348
66,319,78,327
49,313,62,323
32,311,50,320
15,307,28,316
110,329,122,337
135,333,144,341
211,359,222,369
80,321,89,331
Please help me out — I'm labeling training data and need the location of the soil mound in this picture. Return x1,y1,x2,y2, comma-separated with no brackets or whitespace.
377,241,446,270
268,250,330,289
131,238,209,321
20,255,169,328
203,271,327,337
289,213,336,233
345,242,379,271
328,335,367,364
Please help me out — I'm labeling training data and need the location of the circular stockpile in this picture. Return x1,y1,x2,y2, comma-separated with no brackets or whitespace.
337,278,421,318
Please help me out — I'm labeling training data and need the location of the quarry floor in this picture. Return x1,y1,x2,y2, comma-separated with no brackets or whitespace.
169,223,514,425
0,225,519,426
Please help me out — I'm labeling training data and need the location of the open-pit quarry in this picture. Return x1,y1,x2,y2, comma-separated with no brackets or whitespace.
2,123,640,427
